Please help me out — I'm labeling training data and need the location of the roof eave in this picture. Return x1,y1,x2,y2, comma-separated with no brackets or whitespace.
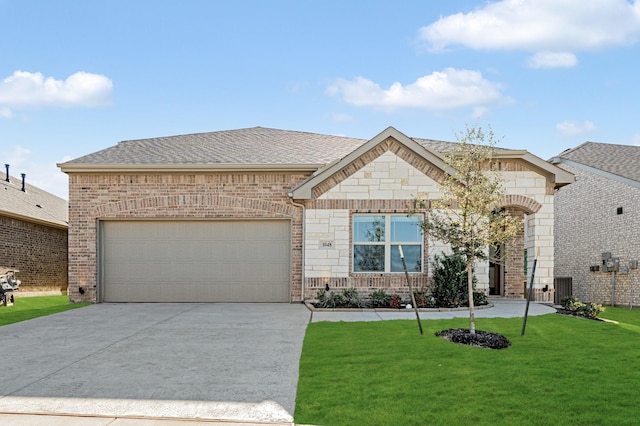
290,126,457,200
57,163,324,174
496,151,575,187
0,210,68,230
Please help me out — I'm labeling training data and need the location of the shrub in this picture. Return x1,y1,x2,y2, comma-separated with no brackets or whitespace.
561,296,580,311
389,294,402,309
342,287,365,308
412,288,434,308
577,302,604,319
316,289,345,308
369,289,390,308
473,290,488,306
431,251,477,307
560,296,604,319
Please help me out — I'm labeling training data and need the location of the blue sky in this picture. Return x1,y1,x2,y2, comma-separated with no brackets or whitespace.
2,0,639,199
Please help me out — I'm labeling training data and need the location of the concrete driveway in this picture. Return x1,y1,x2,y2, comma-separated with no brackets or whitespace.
0,303,311,423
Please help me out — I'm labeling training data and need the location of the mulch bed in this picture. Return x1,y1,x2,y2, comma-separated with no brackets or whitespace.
555,308,605,322
436,328,511,349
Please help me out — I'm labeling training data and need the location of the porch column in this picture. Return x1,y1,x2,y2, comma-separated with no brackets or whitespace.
504,208,525,298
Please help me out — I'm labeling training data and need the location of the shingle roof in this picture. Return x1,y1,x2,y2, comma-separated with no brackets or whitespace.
64,127,368,166
0,174,68,228
554,142,640,183
61,126,474,168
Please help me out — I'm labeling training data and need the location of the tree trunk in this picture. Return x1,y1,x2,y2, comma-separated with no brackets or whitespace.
467,260,476,334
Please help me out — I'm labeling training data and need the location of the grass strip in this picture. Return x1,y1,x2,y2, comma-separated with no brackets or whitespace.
295,307,640,426
0,295,89,326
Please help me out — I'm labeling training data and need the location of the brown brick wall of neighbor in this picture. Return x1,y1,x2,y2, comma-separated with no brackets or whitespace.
67,172,309,303
0,216,68,292
555,164,640,305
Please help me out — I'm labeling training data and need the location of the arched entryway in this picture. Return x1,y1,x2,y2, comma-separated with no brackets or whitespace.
489,204,533,298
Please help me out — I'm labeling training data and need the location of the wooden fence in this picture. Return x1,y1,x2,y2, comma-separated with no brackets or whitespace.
554,277,573,304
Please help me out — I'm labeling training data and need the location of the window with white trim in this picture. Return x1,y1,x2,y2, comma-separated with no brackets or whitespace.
352,214,423,273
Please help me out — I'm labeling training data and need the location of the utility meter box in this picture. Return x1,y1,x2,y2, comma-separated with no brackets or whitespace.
603,257,620,272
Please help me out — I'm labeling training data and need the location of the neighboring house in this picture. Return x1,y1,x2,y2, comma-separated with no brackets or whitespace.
0,167,68,294
551,142,640,306
58,126,573,304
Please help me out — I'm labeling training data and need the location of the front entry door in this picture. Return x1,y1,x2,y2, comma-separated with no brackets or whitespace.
489,245,503,296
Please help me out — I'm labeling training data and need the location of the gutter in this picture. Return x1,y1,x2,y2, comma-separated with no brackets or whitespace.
57,163,324,174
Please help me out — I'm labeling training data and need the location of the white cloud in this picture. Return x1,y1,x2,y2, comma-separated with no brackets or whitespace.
0,70,112,117
6,145,32,167
419,0,640,67
4,146,69,199
527,51,578,68
326,68,508,111
556,120,597,137
0,106,14,119
329,112,354,123
29,160,70,200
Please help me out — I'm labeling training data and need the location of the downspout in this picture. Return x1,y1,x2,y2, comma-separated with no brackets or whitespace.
289,196,306,302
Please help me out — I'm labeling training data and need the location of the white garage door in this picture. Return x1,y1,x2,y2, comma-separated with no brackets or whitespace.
100,220,291,302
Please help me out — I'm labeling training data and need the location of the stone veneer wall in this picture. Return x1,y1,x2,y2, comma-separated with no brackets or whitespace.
501,168,556,298
0,215,68,292
67,172,309,303
302,149,556,301
555,164,640,305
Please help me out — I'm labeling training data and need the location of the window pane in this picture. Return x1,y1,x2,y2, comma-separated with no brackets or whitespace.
353,215,385,242
390,216,421,242
390,245,422,272
354,245,385,272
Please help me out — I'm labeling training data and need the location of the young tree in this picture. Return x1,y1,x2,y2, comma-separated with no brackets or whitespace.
416,126,521,334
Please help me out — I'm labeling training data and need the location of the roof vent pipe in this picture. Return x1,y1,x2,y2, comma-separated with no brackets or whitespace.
21,173,26,192
4,164,8,182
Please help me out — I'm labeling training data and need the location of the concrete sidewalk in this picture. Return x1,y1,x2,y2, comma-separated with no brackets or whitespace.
0,412,294,425
310,298,557,322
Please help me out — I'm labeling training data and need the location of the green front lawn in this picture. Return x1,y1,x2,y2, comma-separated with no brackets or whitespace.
0,295,89,326
295,307,640,426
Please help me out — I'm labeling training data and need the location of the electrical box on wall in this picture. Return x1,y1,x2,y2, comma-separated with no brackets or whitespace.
601,256,620,272
620,265,630,275
630,260,639,269
590,265,600,272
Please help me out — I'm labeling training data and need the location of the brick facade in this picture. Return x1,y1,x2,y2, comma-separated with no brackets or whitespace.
67,172,309,303
555,164,640,305
64,129,564,304
0,215,68,292
503,208,525,298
